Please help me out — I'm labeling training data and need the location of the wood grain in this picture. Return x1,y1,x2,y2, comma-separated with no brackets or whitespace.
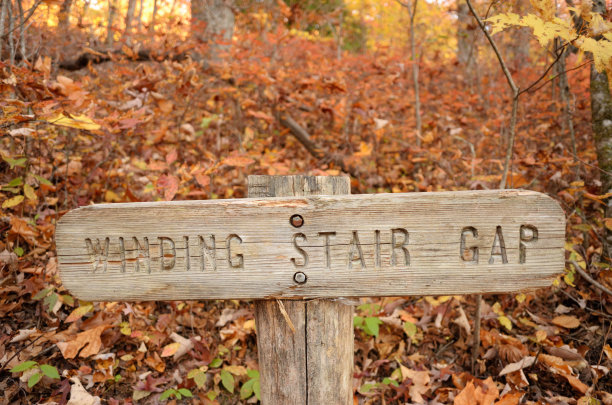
250,175,353,405
56,186,565,301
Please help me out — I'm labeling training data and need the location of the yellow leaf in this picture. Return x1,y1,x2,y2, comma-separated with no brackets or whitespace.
515,293,526,303
2,195,24,208
105,190,122,202
23,184,37,201
354,142,372,158
498,315,513,331
46,114,101,131
535,329,547,343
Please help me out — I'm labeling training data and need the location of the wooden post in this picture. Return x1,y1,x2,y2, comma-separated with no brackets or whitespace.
248,175,354,405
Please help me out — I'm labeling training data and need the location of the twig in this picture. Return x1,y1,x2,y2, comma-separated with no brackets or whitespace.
528,60,592,94
279,114,360,178
465,0,519,190
570,260,612,297
0,334,44,373
518,40,574,96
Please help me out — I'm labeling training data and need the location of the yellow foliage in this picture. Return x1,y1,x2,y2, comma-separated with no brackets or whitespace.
487,10,612,73
529,0,555,21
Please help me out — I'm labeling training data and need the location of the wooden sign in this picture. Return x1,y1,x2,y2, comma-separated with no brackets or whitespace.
56,189,565,301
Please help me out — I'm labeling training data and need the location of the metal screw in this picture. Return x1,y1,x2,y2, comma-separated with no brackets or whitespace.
290,214,304,228
293,271,307,284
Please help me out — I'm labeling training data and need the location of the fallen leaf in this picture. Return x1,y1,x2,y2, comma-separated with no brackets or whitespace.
168,332,193,361
2,195,24,209
222,155,255,167
46,114,101,131
552,315,581,329
56,325,108,359
66,377,101,405
157,174,179,201
454,381,476,405
499,356,535,376
400,367,430,403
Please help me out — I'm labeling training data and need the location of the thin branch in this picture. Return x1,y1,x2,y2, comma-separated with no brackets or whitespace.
518,40,575,96
528,60,592,94
570,260,612,297
465,0,518,95
0,0,41,40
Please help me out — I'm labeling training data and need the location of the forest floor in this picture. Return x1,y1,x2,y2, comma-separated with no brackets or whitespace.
0,29,611,404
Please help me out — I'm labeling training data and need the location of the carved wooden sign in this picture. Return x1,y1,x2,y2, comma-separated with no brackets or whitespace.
56,190,565,301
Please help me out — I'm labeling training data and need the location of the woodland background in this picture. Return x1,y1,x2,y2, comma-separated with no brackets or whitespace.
1,0,612,403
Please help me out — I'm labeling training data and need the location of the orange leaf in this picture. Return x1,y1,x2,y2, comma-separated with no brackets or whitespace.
157,175,179,201
494,392,523,405
222,156,255,168
161,342,180,357
247,110,274,123
454,381,476,405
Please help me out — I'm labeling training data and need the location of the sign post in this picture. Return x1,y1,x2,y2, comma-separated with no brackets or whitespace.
56,175,565,404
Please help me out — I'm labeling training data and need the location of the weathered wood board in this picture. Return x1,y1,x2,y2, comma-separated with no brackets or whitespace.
56,189,565,301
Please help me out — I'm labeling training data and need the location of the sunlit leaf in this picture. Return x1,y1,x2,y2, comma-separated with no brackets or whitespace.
46,114,101,131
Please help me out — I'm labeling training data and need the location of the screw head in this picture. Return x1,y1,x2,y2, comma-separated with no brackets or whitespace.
290,214,304,228
293,271,307,284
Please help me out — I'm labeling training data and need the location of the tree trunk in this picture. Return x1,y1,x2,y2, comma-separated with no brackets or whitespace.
191,0,235,61
58,0,72,30
456,2,475,66
590,0,612,262
0,0,8,58
106,0,117,46
124,0,136,42
136,0,143,32
149,0,157,33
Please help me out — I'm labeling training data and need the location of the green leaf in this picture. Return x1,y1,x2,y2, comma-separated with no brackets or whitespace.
28,372,42,388
353,316,364,328
159,389,173,400
253,379,261,400
572,224,592,232
194,371,206,388
33,174,53,187
44,293,59,312
175,392,182,400
178,388,193,397
61,294,74,306
403,321,417,338
7,177,23,187
220,369,234,393
14,246,24,257
360,383,376,393
3,157,27,169
209,357,223,368
10,360,37,373
40,364,60,379
246,369,260,379
364,316,383,337
240,378,255,399
32,288,51,300
206,390,218,400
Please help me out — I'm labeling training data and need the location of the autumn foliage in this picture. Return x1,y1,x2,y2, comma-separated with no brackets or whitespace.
0,0,611,404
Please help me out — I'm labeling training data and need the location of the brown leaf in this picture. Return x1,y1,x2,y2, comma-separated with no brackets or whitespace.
552,315,581,329
56,325,107,359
